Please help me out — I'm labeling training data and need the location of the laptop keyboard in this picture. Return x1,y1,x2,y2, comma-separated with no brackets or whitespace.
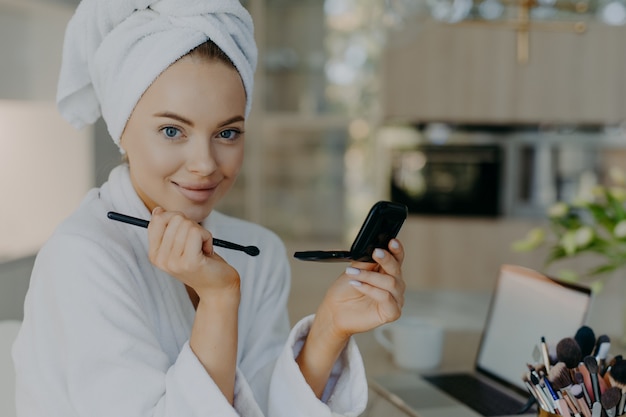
423,373,530,416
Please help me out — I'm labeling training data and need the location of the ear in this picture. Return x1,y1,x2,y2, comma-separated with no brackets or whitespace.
117,135,127,155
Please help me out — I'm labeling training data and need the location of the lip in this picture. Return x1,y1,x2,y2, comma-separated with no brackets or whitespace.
172,181,218,203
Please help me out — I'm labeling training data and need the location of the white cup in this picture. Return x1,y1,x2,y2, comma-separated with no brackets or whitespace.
374,315,444,371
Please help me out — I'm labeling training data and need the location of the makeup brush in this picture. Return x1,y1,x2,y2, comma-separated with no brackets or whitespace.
601,386,621,417
562,390,583,417
536,363,548,376
106,211,261,256
549,362,574,389
527,363,541,379
593,335,611,374
530,372,556,413
608,379,626,417
607,360,626,415
604,355,623,387
541,336,552,371
607,359,626,386
591,401,602,417
579,361,598,403
558,337,583,381
575,371,593,408
570,384,592,417
521,374,543,413
522,374,542,409
544,376,572,416
558,337,583,367
575,326,597,357
585,355,602,403
548,362,576,417
593,335,610,357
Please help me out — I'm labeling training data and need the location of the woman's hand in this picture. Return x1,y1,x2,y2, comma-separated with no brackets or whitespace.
147,207,240,295
317,238,405,341
296,238,405,397
148,207,240,403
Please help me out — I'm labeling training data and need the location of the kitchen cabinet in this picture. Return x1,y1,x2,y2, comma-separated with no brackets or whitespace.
381,19,626,124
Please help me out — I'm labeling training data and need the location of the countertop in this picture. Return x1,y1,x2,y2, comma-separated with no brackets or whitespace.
356,290,490,416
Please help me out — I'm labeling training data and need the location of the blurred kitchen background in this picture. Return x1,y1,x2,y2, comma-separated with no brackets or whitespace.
2,0,626,331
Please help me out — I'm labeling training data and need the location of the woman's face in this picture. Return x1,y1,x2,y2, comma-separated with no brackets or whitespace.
120,55,247,223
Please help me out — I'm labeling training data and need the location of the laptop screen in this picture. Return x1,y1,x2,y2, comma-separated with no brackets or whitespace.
475,264,592,391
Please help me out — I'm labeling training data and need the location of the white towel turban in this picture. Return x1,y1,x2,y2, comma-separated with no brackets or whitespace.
57,0,257,147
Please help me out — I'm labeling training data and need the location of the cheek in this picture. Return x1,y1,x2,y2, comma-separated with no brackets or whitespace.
227,149,245,176
215,146,245,176
129,143,181,181
147,148,178,171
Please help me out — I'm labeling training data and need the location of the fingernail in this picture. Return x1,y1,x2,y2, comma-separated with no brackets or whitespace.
152,206,161,215
346,266,360,275
390,239,400,249
349,280,362,287
374,248,385,259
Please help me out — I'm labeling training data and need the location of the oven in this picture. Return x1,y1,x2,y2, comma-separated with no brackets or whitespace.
390,143,503,217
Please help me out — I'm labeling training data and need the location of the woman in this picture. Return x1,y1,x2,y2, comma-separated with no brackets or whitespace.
12,1,406,416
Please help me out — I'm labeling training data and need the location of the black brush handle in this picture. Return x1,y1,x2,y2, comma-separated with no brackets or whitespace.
107,212,260,257
213,238,260,256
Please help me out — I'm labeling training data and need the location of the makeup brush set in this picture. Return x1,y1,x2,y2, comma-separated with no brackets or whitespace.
523,326,625,417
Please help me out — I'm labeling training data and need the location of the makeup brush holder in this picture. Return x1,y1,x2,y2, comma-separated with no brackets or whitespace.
537,409,559,417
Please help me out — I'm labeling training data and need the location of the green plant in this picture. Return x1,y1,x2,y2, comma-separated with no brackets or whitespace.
512,167,626,289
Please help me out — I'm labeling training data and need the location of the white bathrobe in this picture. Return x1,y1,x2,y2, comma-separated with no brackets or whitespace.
12,165,367,417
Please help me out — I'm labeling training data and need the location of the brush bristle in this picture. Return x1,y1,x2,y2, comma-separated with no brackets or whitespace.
574,371,584,384
531,373,541,385
548,362,573,389
534,364,546,375
601,386,621,409
593,334,610,356
575,325,596,357
609,360,626,385
557,337,582,369
584,355,599,374
570,383,584,398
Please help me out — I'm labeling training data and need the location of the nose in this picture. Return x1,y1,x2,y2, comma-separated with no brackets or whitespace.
186,137,217,176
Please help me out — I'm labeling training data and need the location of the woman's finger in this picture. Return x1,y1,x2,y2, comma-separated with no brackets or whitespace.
348,280,402,322
171,221,192,259
369,240,404,276
147,207,168,261
148,209,208,267
159,214,184,254
179,226,207,266
351,260,378,272
346,267,404,308
372,248,401,279
351,239,404,272
388,238,404,264
199,227,214,256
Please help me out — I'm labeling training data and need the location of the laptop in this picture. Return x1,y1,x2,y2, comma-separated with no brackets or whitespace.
371,264,593,417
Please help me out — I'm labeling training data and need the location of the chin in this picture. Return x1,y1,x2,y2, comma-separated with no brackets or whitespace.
183,206,213,224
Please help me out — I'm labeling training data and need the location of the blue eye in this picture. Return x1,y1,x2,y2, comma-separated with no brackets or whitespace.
161,126,181,139
218,129,240,141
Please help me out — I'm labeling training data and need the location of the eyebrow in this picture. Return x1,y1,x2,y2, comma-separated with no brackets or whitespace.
153,112,245,127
